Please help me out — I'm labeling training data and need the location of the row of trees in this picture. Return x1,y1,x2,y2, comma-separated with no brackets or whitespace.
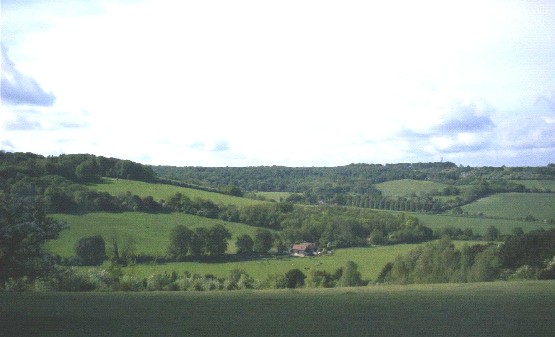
377,229,555,284
2,260,366,292
1,152,156,184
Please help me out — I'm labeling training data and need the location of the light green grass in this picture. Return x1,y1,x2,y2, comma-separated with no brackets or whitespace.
47,212,267,257
375,179,450,197
510,179,555,192
416,213,552,235
89,178,267,208
462,193,555,221
121,243,424,281
2,281,554,337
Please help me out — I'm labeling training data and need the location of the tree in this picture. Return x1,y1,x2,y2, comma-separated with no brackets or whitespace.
75,235,107,265
168,225,193,261
253,229,273,254
484,225,500,241
0,195,65,280
235,234,254,255
285,268,306,288
207,224,231,257
338,261,364,287
190,227,209,258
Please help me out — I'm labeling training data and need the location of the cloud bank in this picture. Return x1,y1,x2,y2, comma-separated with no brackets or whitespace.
1,44,55,106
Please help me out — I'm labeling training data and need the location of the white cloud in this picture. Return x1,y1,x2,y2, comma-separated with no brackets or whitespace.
2,0,555,166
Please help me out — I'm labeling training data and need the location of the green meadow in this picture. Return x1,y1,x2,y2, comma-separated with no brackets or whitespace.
47,212,266,257
416,213,552,235
89,178,266,208
2,281,554,337
462,193,555,221
510,179,555,192
120,243,431,281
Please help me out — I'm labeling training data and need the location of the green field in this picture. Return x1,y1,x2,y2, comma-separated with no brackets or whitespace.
375,179,450,197
89,178,267,208
416,213,553,235
47,212,267,257
120,243,433,281
2,281,554,337
510,179,555,192
462,193,555,221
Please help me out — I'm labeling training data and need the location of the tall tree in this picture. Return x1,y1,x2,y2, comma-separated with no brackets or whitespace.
0,195,65,280
207,224,231,257
253,229,273,255
235,234,254,255
167,225,193,261
75,235,107,266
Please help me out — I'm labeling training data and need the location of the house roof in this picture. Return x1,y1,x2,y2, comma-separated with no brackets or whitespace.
292,243,316,251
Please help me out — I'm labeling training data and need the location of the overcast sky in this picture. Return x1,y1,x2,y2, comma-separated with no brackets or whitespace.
1,0,554,167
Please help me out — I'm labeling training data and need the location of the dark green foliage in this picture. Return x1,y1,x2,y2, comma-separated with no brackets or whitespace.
499,229,555,269
167,225,193,261
253,229,273,254
235,234,254,255
206,224,231,257
338,261,365,287
190,227,209,258
75,235,107,266
484,225,500,241
379,238,500,284
306,269,336,288
0,195,65,280
285,268,306,288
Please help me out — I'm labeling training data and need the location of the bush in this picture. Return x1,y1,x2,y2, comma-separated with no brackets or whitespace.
75,235,107,266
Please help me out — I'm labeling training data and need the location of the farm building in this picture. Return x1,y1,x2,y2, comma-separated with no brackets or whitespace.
290,242,318,257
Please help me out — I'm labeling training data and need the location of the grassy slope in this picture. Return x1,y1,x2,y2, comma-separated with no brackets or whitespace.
510,179,555,192
89,178,267,208
462,193,555,221
2,281,554,337
416,213,553,235
47,212,266,257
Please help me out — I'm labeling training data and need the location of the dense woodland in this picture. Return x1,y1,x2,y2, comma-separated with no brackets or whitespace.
1,151,554,291
154,163,555,213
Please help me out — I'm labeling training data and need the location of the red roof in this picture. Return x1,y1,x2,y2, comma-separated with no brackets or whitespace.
292,243,316,251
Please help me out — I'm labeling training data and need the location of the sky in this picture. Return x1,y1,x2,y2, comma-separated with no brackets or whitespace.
1,0,554,167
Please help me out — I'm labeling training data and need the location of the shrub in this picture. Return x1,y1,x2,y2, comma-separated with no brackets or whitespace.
75,235,107,266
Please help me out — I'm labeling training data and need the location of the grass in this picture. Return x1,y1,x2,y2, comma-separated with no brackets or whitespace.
47,212,268,257
1,281,554,337
375,179,450,197
120,243,428,281
416,213,553,235
510,179,555,192
89,178,267,208
461,193,555,221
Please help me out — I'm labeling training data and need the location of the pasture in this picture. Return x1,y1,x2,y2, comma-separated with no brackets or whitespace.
119,243,430,281
1,281,554,337
510,179,555,192
47,212,266,257
416,213,553,236
461,193,555,221
89,178,266,208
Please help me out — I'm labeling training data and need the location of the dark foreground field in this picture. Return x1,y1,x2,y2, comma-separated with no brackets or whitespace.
1,281,554,337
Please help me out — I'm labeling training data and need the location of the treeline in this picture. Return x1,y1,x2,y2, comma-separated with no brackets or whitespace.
153,162,462,193
1,260,366,292
1,151,155,183
153,162,555,194
377,229,555,284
